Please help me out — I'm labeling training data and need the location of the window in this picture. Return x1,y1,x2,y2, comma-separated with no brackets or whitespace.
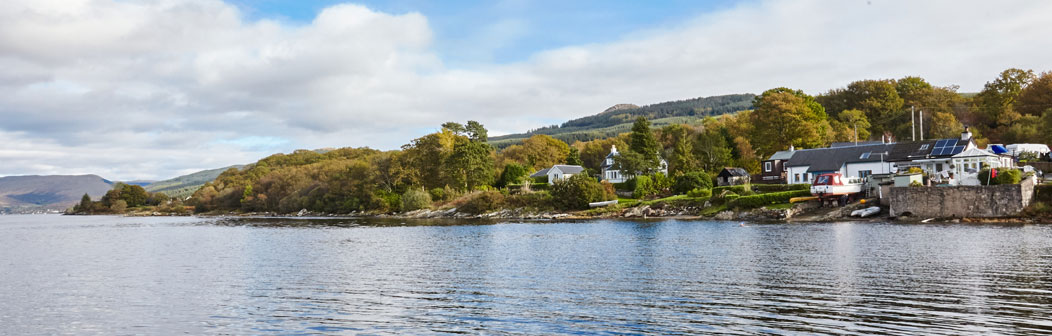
860,152,871,159
764,162,772,172
859,170,872,178
920,144,930,150
795,173,800,183
806,173,812,182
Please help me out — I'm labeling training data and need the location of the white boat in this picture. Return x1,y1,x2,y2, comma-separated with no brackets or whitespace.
588,200,619,208
850,206,881,217
810,173,863,198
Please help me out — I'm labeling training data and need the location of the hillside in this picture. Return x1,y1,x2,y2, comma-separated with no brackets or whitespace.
145,165,244,199
0,175,113,212
490,93,755,148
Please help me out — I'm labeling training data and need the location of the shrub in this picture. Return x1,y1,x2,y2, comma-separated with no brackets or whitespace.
506,191,554,209
909,181,923,187
401,188,432,212
686,188,712,198
652,172,673,192
1035,185,1052,204
731,190,811,209
713,185,747,195
551,174,611,210
613,181,633,191
458,191,505,214
110,200,128,213
533,175,549,184
977,168,1022,185
497,163,529,188
673,171,713,194
600,181,617,200
633,175,657,199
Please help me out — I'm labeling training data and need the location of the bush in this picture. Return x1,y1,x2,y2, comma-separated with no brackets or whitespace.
533,175,549,184
713,185,747,195
977,168,1022,185
1035,185,1052,204
909,181,923,187
551,174,612,210
458,191,505,214
673,171,713,194
401,188,432,212
506,191,554,209
633,175,657,199
497,163,529,188
731,190,811,209
652,172,673,192
613,181,633,191
752,184,810,193
686,188,712,198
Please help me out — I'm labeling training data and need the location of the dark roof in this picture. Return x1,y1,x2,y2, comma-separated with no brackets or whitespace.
786,143,895,173
830,141,885,148
886,139,969,161
718,167,749,177
530,165,584,177
552,165,585,174
766,150,795,161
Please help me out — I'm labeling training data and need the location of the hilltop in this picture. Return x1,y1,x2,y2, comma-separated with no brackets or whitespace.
489,93,755,148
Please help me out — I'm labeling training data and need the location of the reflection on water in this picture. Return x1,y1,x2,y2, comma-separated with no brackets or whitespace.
1,215,1051,334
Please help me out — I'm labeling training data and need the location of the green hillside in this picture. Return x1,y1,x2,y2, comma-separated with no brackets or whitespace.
490,93,755,148
145,165,243,199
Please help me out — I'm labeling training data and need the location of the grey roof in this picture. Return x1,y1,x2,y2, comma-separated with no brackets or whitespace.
786,143,895,173
886,139,969,161
718,167,750,177
767,150,795,161
830,141,885,148
530,165,584,177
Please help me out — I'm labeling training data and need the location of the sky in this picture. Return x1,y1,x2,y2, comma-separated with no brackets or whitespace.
2,0,1051,181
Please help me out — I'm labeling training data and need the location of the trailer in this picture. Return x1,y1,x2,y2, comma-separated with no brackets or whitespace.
810,173,863,207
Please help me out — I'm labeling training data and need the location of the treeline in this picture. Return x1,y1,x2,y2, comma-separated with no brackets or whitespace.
70,183,187,214
185,69,1052,214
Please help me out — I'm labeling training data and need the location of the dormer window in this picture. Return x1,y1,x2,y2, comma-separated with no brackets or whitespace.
920,144,929,150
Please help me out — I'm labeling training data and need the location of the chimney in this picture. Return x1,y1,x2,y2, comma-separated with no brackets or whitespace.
789,144,795,151
610,145,618,154
961,126,972,141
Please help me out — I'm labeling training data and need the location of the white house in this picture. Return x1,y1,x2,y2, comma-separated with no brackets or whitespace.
600,145,668,183
530,165,585,183
784,143,895,184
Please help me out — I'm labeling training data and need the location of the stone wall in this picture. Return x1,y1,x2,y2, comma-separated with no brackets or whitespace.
889,177,1036,218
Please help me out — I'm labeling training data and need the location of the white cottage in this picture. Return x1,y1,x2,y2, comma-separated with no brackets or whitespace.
951,148,1007,186
599,145,668,183
530,165,585,183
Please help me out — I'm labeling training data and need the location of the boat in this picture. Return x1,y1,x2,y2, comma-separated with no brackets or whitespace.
588,200,619,208
850,206,881,217
810,173,863,206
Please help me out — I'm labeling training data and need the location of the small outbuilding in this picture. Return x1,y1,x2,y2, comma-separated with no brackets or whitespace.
717,167,750,186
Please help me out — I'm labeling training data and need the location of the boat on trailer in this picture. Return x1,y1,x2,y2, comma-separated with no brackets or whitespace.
810,173,863,206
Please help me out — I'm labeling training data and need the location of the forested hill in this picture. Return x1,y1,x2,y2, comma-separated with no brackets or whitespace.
145,165,244,200
489,93,755,148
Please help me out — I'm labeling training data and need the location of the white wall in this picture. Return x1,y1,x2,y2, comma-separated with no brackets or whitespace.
844,161,892,179
786,166,812,184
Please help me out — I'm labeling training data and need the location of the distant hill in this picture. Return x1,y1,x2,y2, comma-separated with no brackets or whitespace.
489,93,755,148
145,165,244,199
0,175,113,212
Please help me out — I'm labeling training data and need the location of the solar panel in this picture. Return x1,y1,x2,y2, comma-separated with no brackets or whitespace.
951,146,965,155
935,139,950,147
933,148,945,156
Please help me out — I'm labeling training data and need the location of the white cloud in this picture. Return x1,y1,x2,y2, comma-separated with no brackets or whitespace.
1,0,1051,180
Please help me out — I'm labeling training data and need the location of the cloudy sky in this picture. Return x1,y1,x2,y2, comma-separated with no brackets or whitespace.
2,0,1051,181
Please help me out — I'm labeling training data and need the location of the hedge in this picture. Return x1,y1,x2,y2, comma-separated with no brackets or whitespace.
752,184,810,193
731,190,811,209
507,182,549,192
713,185,747,195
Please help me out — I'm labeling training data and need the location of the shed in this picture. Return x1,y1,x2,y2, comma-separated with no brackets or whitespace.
717,167,750,186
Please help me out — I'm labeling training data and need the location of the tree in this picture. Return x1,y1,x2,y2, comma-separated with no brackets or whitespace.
673,171,713,194
444,137,495,191
830,109,871,142
819,80,905,139
613,150,648,178
566,146,583,166
660,124,698,176
78,194,92,213
119,184,148,208
974,68,1036,141
1017,71,1052,117
550,174,612,210
733,136,760,174
465,120,488,142
441,122,466,135
498,134,570,171
629,117,661,170
496,163,528,188
927,111,964,139
750,88,831,156
110,200,128,213
576,137,627,173
694,120,733,173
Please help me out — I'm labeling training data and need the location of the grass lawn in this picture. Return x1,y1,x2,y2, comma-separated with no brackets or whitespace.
765,203,792,210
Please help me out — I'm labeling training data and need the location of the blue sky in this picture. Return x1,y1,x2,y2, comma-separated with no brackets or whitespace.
229,0,741,65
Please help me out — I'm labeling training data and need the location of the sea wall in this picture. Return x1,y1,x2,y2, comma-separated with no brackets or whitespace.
889,177,1036,218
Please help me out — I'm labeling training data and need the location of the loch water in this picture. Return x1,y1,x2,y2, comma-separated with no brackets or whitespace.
1,215,1051,335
